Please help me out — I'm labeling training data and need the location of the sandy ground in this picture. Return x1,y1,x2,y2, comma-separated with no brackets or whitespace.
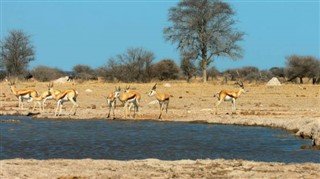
1,80,320,178
2,159,320,179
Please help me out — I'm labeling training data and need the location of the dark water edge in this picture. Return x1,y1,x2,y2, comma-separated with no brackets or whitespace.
1,116,319,163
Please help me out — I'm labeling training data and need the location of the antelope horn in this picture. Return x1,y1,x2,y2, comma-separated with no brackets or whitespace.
238,81,244,88
152,83,157,90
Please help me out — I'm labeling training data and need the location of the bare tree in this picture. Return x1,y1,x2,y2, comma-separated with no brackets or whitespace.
0,30,35,77
164,0,244,82
285,55,320,84
97,58,122,82
100,48,154,82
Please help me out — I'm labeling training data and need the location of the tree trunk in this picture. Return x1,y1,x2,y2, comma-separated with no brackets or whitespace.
201,49,208,83
202,61,207,83
299,77,303,84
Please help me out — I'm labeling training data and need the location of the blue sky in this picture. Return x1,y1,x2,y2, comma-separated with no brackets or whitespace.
1,0,319,72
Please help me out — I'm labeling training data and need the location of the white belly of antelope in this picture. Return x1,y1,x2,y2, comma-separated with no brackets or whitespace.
224,95,234,101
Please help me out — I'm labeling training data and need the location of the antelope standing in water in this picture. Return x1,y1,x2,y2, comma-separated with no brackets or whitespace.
215,81,246,115
8,81,38,109
118,85,140,119
48,83,79,116
148,83,171,119
105,86,121,119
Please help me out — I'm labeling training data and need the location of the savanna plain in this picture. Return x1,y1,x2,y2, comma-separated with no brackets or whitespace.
1,80,320,178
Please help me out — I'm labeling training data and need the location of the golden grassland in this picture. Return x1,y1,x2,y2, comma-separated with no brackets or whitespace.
1,80,319,120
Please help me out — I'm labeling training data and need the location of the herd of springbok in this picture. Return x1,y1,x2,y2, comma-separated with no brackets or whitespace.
7,80,246,119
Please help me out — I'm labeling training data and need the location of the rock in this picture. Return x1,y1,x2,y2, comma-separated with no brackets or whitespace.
85,89,93,93
54,76,70,83
266,77,281,86
164,83,171,88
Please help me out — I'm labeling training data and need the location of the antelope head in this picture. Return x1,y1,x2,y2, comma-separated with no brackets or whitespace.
8,79,16,87
235,81,245,93
115,86,121,98
148,83,157,97
7,79,17,93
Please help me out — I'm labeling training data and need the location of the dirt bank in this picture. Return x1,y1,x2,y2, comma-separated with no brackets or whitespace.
1,158,320,179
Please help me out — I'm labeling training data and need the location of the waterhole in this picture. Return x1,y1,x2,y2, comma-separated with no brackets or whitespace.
1,116,319,163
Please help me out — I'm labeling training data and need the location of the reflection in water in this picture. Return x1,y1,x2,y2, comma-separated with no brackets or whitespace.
1,116,319,163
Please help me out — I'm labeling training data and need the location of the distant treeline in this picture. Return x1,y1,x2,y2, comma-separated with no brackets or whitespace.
1,48,319,84
2,28,319,84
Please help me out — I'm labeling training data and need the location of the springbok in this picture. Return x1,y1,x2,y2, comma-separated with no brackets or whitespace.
118,85,140,119
48,83,79,116
41,88,61,111
31,88,52,113
105,86,121,119
8,81,38,109
215,81,246,114
148,83,171,119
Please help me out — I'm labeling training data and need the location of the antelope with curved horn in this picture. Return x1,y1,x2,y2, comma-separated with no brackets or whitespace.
8,80,38,109
31,88,51,113
148,83,171,119
48,83,79,116
118,85,140,119
105,86,121,119
124,85,141,114
214,81,246,115
41,88,61,111
31,84,61,113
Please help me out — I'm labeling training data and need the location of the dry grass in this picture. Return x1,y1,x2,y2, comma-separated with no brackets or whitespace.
1,80,319,119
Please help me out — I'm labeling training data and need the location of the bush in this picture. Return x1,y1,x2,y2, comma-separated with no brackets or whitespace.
72,64,97,81
150,59,180,81
180,54,197,82
206,66,220,81
269,67,285,78
99,48,154,82
32,66,65,82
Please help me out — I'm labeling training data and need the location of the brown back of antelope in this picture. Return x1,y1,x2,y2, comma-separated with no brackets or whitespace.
32,88,52,113
215,81,245,115
119,86,140,119
48,83,79,116
148,83,170,119
8,81,38,109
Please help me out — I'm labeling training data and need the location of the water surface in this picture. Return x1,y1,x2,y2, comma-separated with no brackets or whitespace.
1,116,319,163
